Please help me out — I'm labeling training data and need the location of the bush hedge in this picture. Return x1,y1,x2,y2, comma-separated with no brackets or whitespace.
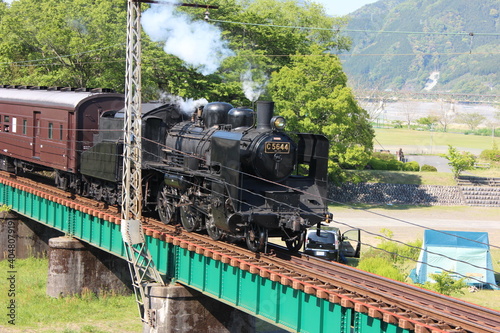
421,164,438,172
480,149,500,162
403,161,420,171
368,158,420,171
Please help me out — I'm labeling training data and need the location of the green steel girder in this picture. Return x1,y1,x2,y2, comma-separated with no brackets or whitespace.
0,182,412,333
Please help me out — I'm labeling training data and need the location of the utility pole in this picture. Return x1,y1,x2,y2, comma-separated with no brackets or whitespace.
122,0,163,326
121,0,219,325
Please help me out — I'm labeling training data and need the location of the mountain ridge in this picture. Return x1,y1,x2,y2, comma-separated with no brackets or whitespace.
341,0,499,94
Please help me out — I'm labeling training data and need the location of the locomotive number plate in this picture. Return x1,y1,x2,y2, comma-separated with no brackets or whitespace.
265,142,290,154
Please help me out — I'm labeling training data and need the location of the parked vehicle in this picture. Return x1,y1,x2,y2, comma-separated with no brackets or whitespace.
303,227,361,263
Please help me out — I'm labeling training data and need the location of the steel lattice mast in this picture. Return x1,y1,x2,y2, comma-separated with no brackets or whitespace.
121,0,219,325
123,0,142,222
122,0,163,325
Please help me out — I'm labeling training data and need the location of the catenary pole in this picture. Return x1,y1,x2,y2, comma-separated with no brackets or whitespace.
122,0,164,326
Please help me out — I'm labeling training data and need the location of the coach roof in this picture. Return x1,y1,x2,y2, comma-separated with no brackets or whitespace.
0,87,123,109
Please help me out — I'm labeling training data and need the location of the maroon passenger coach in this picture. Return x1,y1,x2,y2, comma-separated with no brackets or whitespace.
0,85,124,175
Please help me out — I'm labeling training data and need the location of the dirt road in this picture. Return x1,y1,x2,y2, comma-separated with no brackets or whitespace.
329,205,500,247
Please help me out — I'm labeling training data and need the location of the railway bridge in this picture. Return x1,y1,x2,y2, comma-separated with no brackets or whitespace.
1,173,499,333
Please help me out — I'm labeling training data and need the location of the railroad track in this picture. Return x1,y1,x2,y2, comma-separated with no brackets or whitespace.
2,171,499,333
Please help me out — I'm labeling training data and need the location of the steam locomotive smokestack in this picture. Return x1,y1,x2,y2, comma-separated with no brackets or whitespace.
256,101,274,130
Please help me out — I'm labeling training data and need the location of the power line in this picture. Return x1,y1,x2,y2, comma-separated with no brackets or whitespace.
2,50,498,69
0,44,125,66
1,121,498,286
338,51,500,57
209,18,500,37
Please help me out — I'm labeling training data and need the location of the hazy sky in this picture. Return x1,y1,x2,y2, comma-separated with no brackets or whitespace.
2,0,378,16
314,0,379,16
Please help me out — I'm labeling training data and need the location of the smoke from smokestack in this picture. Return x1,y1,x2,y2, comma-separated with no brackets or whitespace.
159,92,208,115
240,65,268,102
142,3,234,75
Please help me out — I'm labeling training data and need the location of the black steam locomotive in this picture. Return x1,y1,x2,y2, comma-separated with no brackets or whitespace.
0,86,331,252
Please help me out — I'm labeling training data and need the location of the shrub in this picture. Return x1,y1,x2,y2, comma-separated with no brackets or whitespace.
376,239,422,264
422,271,467,296
480,149,500,162
421,164,438,172
403,161,420,171
386,159,404,171
339,145,371,170
357,257,406,281
372,151,396,161
367,158,387,170
446,145,476,178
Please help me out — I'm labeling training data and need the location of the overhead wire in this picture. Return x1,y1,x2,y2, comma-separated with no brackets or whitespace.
208,18,500,37
0,11,498,285
6,115,497,256
0,20,498,70
0,43,125,66
1,119,498,287
125,133,500,287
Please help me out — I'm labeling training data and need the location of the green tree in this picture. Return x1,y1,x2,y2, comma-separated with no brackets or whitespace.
269,44,374,175
0,0,127,89
1,0,350,104
423,271,467,296
339,145,371,170
416,116,439,130
446,145,476,178
127,0,351,103
456,112,486,130
215,0,350,69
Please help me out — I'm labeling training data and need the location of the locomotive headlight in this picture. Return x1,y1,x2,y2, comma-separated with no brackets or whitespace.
271,116,286,130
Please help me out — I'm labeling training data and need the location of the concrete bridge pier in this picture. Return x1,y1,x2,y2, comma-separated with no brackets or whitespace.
0,210,62,259
143,283,256,333
46,236,131,297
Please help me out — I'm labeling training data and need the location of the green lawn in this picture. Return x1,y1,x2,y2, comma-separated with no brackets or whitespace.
374,128,500,150
0,258,142,333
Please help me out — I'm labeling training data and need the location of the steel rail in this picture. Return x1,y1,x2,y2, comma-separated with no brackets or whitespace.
1,172,499,332
268,244,500,333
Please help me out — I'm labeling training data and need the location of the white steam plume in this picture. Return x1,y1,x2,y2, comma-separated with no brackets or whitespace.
142,3,234,75
241,66,268,102
159,92,208,115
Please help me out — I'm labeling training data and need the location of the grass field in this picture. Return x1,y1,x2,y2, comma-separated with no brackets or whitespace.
0,257,141,333
374,128,500,150
353,127,500,183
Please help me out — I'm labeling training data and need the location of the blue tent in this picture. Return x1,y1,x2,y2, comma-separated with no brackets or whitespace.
411,230,498,289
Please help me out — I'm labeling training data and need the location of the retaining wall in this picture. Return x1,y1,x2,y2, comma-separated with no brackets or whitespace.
329,183,466,206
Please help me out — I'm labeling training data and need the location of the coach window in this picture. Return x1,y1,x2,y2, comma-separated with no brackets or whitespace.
3,116,9,132
60,125,63,140
23,120,27,135
48,123,53,139
12,117,17,133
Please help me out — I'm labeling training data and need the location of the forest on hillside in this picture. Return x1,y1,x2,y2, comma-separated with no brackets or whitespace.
341,0,499,94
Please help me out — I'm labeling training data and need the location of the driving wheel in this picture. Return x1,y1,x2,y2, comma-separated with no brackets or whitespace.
156,185,177,224
245,223,267,252
205,215,223,240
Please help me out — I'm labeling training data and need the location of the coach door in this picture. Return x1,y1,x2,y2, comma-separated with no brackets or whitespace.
32,111,41,158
